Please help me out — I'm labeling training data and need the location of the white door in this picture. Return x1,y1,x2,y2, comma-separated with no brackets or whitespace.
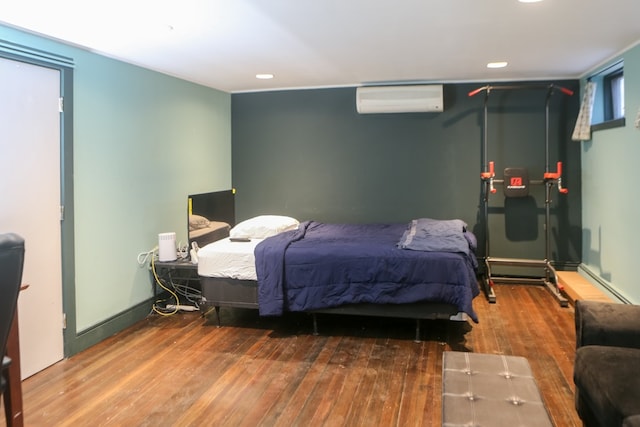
0,56,64,378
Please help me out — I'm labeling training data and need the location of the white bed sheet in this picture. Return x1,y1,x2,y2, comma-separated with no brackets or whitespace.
197,237,262,280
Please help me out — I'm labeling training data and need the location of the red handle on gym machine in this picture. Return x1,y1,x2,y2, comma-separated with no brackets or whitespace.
481,161,497,193
480,160,494,179
544,162,569,194
557,86,574,96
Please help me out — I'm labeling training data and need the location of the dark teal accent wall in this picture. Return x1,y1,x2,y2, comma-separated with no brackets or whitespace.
232,82,581,265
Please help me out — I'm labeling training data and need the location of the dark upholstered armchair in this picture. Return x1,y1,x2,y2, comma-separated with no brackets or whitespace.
574,300,640,427
0,233,25,426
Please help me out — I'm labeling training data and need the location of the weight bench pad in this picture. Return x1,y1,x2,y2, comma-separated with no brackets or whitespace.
442,351,553,427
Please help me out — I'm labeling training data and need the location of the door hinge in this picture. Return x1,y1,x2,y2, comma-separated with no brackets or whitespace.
60,205,64,221
58,97,64,113
63,313,67,330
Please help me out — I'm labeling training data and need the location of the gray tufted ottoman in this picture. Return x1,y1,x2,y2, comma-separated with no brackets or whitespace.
442,351,553,427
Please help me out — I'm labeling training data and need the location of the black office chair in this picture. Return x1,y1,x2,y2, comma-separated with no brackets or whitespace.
0,233,25,425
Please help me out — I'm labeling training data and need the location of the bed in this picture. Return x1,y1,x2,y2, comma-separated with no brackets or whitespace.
197,215,480,340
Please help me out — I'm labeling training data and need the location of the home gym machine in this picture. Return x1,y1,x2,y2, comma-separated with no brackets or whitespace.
469,83,573,307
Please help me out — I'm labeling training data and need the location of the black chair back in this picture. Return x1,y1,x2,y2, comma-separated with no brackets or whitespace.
0,233,25,367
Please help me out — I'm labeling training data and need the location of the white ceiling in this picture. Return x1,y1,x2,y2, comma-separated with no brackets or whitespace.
2,0,640,93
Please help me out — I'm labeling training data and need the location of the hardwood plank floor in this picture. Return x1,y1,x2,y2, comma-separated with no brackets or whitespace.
2,284,582,426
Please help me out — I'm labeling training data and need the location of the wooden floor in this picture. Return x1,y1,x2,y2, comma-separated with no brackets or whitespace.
3,284,581,427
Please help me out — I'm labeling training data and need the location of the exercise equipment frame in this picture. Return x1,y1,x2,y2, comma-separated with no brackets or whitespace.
469,84,573,307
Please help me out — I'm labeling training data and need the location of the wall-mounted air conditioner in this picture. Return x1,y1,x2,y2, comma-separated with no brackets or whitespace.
356,84,444,114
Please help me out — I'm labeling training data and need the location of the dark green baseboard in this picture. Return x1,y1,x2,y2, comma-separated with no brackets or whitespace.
65,298,153,357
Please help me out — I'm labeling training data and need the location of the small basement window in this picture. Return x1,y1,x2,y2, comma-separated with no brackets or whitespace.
605,69,624,120
591,61,625,131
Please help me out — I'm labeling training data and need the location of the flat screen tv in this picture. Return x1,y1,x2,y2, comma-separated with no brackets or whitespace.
187,189,236,250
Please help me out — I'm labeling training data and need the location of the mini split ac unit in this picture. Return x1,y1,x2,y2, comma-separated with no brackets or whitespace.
356,84,444,114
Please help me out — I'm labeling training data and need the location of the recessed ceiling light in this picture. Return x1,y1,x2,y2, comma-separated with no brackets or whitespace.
256,74,274,80
519,0,543,3
487,62,508,69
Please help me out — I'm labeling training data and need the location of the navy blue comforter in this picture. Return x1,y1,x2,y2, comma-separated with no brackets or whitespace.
255,221,479,322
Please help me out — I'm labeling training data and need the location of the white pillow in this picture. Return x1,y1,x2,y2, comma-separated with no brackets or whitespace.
230,215,299,239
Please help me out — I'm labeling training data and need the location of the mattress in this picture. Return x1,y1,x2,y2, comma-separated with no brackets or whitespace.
197,237,263,280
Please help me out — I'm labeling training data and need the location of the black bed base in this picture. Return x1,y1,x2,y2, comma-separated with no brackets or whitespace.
199,276,464,342
309,302,462,342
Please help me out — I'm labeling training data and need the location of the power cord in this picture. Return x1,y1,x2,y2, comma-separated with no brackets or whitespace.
139,244,200,315
138,245,180,316
176,241,189,260
170,282,201,308
137,246,158,266
150,254,180,316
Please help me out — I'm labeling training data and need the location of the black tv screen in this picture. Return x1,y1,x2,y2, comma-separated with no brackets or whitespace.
187,189,235,249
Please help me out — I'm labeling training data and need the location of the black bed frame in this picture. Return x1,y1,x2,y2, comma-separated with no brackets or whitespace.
199,276,462,342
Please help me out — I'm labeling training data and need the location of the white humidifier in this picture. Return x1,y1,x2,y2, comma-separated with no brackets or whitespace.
158,232,177,262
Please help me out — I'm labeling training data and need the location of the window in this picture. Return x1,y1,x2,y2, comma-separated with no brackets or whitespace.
591,61,625,131
604,69,624,120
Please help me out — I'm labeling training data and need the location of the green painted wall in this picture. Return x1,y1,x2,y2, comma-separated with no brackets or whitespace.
581,43,640,304
1,25,231,349
232,82,581,266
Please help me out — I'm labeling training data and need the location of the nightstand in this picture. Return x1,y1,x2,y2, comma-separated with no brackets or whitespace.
151,258,200,309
